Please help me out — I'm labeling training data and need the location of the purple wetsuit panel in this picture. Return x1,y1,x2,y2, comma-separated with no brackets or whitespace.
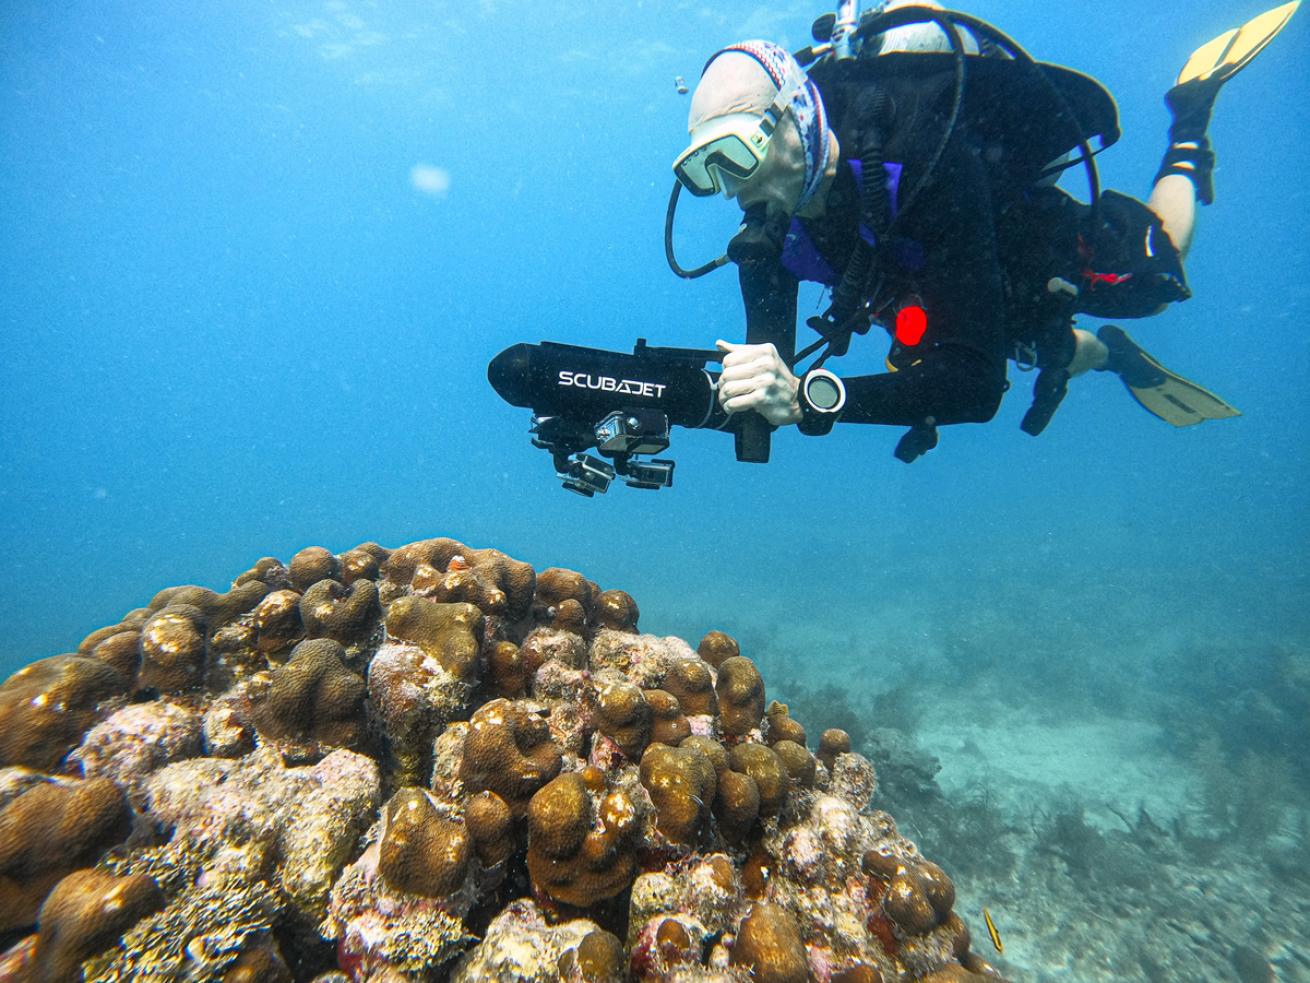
780,160,904,284
847,158,903,223
780,221,838,284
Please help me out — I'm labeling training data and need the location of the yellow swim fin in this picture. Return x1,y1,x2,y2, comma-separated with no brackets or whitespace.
1177,1,1300,86
1098,326,1240,428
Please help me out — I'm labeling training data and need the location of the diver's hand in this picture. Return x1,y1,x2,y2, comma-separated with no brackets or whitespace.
715,340,802,426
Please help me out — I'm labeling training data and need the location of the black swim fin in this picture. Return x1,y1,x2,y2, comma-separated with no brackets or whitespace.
1098,325,1240,427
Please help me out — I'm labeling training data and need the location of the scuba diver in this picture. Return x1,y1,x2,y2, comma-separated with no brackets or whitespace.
488,1,1298,493
672,0,1298,460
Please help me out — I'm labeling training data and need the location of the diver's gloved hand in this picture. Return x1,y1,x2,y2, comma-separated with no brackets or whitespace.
715,340,802,426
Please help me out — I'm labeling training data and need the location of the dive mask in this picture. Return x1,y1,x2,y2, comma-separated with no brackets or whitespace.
672,55,806,197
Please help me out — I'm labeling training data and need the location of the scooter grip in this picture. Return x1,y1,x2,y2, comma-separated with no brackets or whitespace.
735,416,772,463
735,256,795,465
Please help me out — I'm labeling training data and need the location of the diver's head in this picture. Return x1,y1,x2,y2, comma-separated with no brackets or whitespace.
673,41,835,219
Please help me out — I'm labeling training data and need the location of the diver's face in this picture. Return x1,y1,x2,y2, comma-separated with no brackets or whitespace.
727,111,806,217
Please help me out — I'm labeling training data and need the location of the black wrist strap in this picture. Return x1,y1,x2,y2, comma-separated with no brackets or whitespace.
797,407,837,436
1154,140,1215,205
797,370,845,436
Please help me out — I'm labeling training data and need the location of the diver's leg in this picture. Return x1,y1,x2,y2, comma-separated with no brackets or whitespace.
1067,327,1109,376
1148,174,1198,257
1148,1,1302,253
1148,76,1222,257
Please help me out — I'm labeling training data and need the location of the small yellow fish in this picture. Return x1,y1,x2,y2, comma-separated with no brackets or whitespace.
983,907,1004,954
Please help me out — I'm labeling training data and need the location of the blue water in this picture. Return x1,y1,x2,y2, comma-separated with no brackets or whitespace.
3,0,1306,669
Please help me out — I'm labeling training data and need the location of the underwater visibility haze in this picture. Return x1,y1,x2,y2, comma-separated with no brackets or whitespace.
2,1,1309,980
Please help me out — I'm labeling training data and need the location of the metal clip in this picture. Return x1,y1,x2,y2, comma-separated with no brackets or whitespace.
1012,341,1039,372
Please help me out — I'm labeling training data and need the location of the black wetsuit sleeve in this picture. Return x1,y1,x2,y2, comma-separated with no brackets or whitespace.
739,260,799,361
838,130,1009,428
841,345,1006,426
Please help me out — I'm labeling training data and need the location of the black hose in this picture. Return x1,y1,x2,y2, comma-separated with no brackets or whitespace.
811,7,966,346
854,6,968,223
852,6,1102,223
828,88,893,329
664,182,730,279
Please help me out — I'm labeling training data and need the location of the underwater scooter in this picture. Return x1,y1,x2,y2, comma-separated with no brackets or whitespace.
489,2,1108,495
487,339,725,496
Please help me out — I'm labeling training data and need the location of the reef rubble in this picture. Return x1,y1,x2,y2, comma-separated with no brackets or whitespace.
0,537,1005,982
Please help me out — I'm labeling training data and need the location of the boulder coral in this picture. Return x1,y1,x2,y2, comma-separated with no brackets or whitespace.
0,777,133,933
465,788,515,868
639,743,716,847
251,589,305,656
338,544,386,586
246,638,368,758
378,789,472,898
596,589,640,632
138,604,209,692
0,535,1003,981
715,656,767,739
459,698,564,818
766,700,808,746
731,902,810,983
412,549,534,619
299,578,380,645
663,657,718,717
526,772,639,908
384,596,484,681
27,869,165,983
0,655,125,771
696,629,740,668
728,741,792,818
289,546,340,591
533,567,598,631
382,538,534,620
82,628,142,682
78,610,149,657
486,639,529,697
596,680,653,761
645,689,692,746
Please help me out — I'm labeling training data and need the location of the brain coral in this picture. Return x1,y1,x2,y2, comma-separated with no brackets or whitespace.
0,535,1004,982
